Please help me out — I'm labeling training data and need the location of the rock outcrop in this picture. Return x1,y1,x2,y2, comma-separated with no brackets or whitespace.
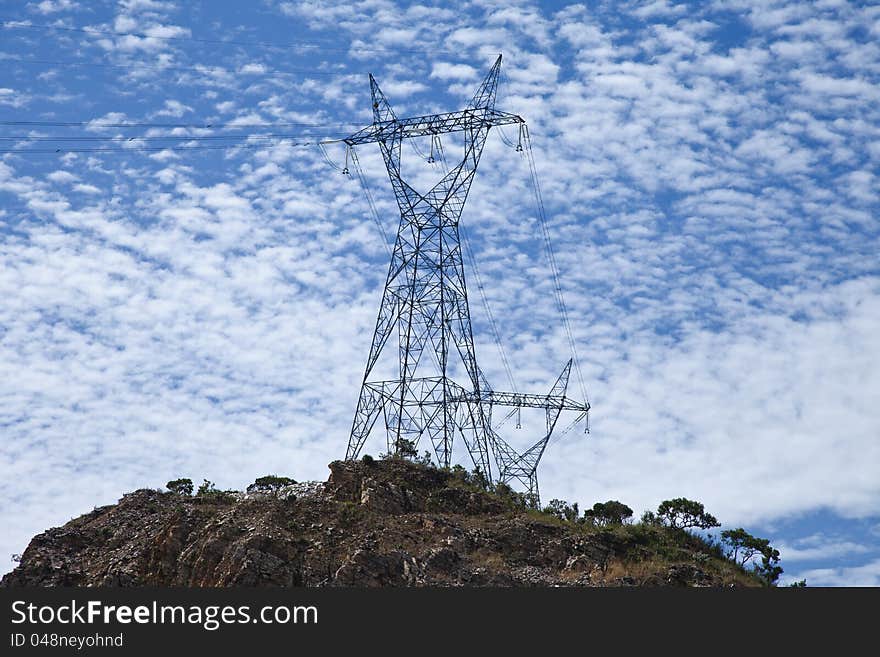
2,459,760,587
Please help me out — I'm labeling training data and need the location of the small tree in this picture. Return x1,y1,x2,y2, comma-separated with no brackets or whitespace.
721,528,767,567
584,500,633,527
396,436,418,459
450,464,469,483
720,527,783,586
382,436,418,460
197,479,216,496
755,546,783,586
493,482,528,509
522,492,540,510
194,479,236,504
543,498,579,522
247,475,296,496
166,478,193,496
470,466,489,491
657,498,720,530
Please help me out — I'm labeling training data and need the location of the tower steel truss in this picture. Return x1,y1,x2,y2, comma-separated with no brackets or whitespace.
342,55,589,500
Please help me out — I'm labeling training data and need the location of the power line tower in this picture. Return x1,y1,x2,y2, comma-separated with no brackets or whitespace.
341,55,589,501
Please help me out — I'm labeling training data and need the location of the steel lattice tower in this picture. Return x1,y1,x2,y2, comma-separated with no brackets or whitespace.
342,56,589,500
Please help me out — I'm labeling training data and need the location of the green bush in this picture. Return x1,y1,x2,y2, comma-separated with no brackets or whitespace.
166,478,193,496
197,479,216,496
195,479,236,504
247,475,296,495
381,436,418,460
337,501,364,526
583,500,633,527
721,527,767,567
470,466,490,491
543,499,580,522
492,482,530,510
450,464,469,483
657,498,720,530
755,546,783,586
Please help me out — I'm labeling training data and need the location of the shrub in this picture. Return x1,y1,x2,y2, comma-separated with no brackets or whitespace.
522,492,540,510
338,501,363,526
492,482,529,510
197,479,216,496
194,479,235,503
721,528,767,567
657,498,720,530
166,478,193,496
583,500,633,527
470,466,490,491
394,437,419,459
719,527,784,585
543,499,579,522
247,475,296,495
755,546,783,586
362,454,375,466
379,437,424,461
450,463,470,483
450,464,469,483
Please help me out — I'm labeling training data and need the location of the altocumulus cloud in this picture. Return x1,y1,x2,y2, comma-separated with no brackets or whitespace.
0,0,878,583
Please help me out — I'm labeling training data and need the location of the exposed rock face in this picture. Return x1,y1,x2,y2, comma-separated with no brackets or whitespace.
2,459,759,587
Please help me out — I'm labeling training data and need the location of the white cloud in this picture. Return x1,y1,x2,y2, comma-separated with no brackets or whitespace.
239,63,268,76
0,88,29,108
1,0,878,586
788,559,880,587
46,170,79,184
119,0,175,12
152,99,193,118
775,534,871,563
376,79,428,98
71,183,102,194
430,62,478,81
85,113,130,131
29,0,76,14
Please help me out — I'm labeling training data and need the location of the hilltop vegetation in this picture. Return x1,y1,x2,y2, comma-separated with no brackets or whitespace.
3,455,780,587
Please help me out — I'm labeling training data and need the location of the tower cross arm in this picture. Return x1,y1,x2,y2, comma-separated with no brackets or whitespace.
457,389,590,413
342,109,524,146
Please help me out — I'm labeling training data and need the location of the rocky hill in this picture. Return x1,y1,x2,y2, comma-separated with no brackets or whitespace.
2,458,762,587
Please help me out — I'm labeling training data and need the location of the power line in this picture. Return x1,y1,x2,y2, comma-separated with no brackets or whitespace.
0,138,321,154
0,120,359,130
0,132,350,142
521,126,590,408
348,146,393,257
460,223,519,393
547,410,589,447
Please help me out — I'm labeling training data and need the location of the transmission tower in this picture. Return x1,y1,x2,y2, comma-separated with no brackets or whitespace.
341,55,589,500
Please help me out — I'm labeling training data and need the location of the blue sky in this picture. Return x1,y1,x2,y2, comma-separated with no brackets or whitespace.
0,0,878,586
